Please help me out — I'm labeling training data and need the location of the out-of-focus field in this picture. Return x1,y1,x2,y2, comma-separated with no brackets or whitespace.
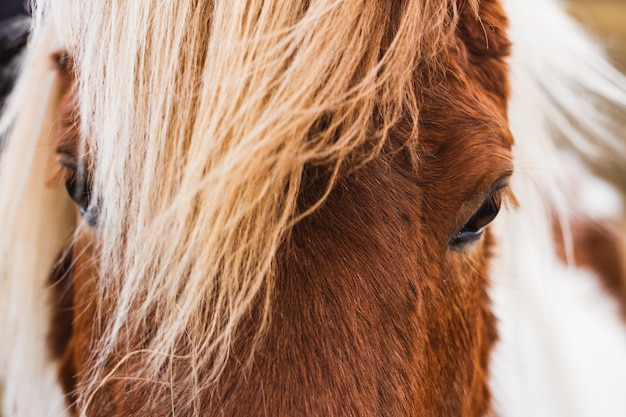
569,0,626,71
569,0,626,193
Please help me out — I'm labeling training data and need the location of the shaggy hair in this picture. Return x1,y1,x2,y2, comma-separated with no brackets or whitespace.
2,0,488,413
1,0,626,416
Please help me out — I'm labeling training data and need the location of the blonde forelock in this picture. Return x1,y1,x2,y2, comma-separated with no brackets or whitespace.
31,0,474,405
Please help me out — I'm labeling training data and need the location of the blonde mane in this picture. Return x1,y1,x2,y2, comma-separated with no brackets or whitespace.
1,0,484,413
2,0,626,416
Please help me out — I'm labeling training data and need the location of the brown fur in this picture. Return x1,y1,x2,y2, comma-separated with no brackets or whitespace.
48,1,514,415
554,219,626,318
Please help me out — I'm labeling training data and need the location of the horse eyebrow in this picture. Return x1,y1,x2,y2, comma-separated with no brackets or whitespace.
53,65,81,160
494,171,518,209
55,132,79,160
460,167,516,221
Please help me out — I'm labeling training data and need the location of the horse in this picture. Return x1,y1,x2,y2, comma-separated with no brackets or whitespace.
1,0,626,416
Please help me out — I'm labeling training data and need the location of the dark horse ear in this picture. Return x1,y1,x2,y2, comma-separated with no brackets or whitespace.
0,15,31,109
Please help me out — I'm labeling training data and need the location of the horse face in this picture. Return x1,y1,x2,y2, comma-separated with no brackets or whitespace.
50,1,513,416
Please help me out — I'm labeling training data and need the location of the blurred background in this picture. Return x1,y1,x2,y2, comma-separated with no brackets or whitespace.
568,0,626,194
569,0,626,71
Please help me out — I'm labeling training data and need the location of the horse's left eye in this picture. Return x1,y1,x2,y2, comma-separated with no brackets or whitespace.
65,169,91,213
450,187,504,248
60,158,97,226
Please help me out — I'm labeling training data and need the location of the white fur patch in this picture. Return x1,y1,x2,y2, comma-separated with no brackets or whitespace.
492,0,626,416
491,222,626,417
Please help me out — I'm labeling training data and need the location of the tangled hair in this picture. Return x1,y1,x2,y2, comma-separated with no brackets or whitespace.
3,0,626,415
0,0,490,409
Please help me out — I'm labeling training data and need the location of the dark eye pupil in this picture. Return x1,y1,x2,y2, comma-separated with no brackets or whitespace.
64,167,97,225
451,197,500,247
65,170,90,209
467,198,500,232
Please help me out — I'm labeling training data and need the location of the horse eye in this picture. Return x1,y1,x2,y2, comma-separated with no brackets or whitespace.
450,192,502,248
63,165,97,226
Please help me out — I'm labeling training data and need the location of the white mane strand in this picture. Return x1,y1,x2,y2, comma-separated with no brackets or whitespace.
491,1,626,416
